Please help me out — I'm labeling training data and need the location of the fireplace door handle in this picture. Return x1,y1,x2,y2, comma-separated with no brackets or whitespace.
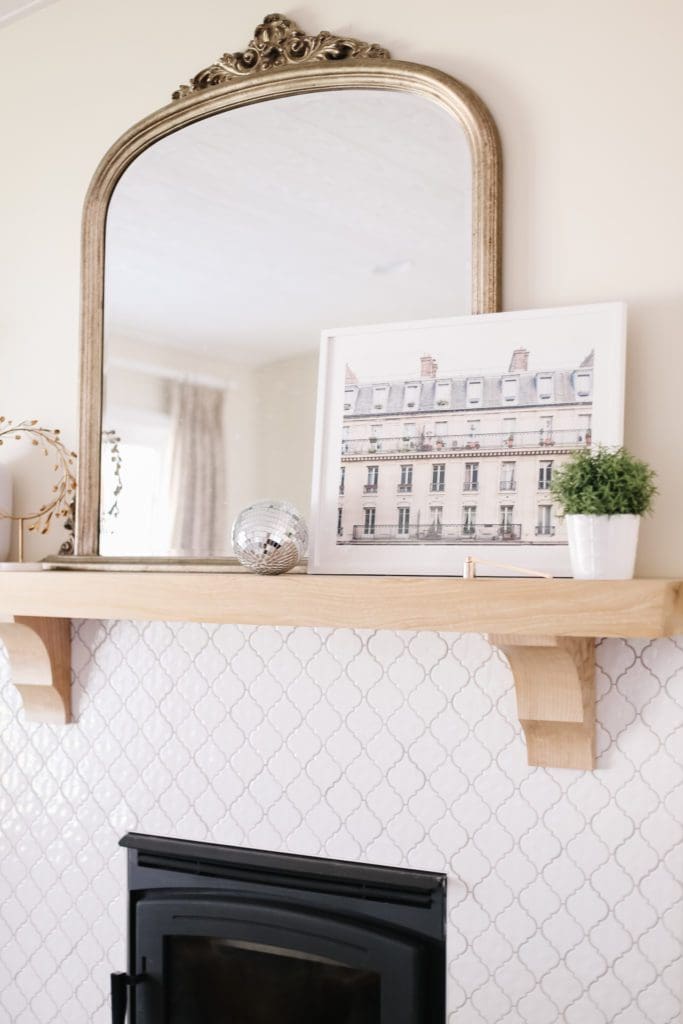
111,972,144,1024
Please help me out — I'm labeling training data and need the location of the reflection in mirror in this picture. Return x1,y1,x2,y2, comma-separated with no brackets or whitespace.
100,89,472,557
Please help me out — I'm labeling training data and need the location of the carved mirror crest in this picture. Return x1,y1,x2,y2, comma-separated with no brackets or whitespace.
72,13,501,566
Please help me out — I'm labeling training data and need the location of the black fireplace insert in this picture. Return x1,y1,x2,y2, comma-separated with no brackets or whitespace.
113,832,446,1023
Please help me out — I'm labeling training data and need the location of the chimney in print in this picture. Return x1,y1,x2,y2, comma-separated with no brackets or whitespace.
508,347,529,372
420,355,438,378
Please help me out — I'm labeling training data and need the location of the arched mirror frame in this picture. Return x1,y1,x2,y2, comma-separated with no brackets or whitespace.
74,15,502,563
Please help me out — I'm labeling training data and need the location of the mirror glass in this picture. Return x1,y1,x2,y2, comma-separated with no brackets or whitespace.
100,89,472,557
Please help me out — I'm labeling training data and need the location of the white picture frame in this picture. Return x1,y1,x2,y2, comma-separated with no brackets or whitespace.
309,303,626,577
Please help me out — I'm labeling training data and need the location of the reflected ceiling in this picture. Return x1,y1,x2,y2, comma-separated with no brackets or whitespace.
104,90,471,367
0,0,59,26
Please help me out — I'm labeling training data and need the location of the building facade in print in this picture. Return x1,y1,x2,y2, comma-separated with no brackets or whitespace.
337,347,593,545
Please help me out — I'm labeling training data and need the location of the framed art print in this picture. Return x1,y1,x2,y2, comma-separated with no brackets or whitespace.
308,303,626,576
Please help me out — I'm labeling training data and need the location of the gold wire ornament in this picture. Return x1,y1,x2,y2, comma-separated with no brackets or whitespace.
0,418,77,562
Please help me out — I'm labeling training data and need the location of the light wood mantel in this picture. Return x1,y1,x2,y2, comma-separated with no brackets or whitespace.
1,571,681,769
1,572,681,635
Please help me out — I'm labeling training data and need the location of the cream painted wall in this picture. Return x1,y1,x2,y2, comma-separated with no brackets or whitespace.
254,351,319,520
0,0,682,568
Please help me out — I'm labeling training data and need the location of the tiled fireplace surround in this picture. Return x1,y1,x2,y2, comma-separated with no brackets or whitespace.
0,620,681,1024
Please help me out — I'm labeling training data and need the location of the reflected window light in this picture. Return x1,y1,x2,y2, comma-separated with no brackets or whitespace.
100,423,170,556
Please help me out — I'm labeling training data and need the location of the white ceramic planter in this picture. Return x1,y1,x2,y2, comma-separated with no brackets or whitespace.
566,514,640,579
0,463,12,560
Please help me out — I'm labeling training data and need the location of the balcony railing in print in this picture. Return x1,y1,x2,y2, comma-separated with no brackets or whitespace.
350,522,523,543
341,428,591,457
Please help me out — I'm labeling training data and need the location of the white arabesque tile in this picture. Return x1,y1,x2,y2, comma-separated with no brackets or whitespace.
0,623,680,1023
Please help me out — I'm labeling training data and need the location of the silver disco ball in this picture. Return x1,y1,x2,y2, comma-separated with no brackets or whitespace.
231,500,309,575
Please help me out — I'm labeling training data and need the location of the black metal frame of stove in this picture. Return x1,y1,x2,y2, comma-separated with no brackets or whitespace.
114,832,447,1023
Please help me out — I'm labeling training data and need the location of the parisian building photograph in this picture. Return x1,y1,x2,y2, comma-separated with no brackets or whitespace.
337,346,594,546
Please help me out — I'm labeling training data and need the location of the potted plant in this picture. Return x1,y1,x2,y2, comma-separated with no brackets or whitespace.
550,446,656,579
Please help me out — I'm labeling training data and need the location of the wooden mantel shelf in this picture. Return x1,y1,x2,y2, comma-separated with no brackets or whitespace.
0,571,681,636
1,571,681,770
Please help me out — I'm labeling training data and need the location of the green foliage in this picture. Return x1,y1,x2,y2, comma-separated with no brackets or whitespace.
550,447,657,516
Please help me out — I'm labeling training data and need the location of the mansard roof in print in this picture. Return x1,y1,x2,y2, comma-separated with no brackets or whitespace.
344,354,593,417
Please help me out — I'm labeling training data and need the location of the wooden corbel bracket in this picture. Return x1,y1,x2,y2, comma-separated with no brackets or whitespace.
0,616,71,724
489,634,595,770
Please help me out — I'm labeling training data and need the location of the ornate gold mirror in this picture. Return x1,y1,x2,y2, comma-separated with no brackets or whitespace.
72,14,501,566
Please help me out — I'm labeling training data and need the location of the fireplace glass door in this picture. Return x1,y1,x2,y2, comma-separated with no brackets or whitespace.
166,935,380,1023
135,896,421,1023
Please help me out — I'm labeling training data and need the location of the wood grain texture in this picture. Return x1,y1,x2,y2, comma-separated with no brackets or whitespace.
0,616,71,724
0,573,680,637
0,573,675,757
490,634,595,769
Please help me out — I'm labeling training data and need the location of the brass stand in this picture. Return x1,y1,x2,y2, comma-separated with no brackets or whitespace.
17,517,26,564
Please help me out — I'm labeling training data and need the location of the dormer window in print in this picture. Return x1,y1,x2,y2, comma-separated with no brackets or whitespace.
502,376,519,403
372,386,389,412
403,383,420,411
536,372,554,402
466,378,483,406
343,387,357,413
574,369,592,399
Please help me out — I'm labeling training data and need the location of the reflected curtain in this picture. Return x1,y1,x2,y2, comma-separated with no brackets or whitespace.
167,381,225,557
